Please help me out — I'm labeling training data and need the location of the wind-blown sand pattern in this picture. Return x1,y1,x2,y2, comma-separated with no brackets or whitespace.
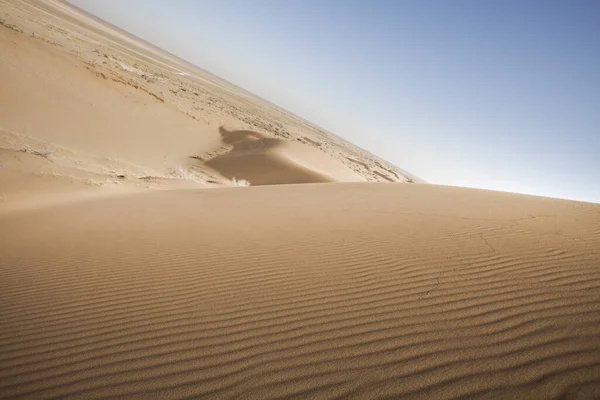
1,0,600,399
1,184,600,399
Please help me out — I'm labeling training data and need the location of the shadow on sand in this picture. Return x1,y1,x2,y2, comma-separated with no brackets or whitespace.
201,127,333,186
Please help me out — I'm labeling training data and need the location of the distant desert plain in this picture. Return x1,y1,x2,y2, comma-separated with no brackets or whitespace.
1,0,600,399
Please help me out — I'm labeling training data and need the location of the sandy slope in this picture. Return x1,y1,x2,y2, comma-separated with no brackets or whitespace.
1,0,413,194
2,0,600,398
0,10,363,209
1,183,600,399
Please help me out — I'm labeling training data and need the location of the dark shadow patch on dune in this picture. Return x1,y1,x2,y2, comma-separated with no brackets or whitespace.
202,127,334,186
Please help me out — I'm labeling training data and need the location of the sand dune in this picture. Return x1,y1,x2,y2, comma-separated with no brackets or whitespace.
1,183,600,399
1,0,412,190
1,0,403,195
2,0,600,398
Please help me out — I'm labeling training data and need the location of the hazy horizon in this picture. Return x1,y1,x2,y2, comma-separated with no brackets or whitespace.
69,0,600,203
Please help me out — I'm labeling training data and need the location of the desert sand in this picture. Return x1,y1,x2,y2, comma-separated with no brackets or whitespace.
1,0,600,399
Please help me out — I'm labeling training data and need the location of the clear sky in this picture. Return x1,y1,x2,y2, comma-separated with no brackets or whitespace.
70,0,600,203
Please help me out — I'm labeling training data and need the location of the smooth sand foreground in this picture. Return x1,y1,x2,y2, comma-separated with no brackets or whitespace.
1,183,600,399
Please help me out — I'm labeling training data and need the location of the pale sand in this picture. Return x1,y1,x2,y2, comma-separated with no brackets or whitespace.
1,0,411,199
1,0,600,398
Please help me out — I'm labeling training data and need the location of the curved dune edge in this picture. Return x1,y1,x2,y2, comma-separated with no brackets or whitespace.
1,183,600,399
200,127,365,185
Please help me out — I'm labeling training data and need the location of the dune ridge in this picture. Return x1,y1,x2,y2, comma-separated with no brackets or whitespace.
1,183,599,399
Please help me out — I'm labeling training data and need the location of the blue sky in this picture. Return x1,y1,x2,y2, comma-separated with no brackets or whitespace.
71,0,600,203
